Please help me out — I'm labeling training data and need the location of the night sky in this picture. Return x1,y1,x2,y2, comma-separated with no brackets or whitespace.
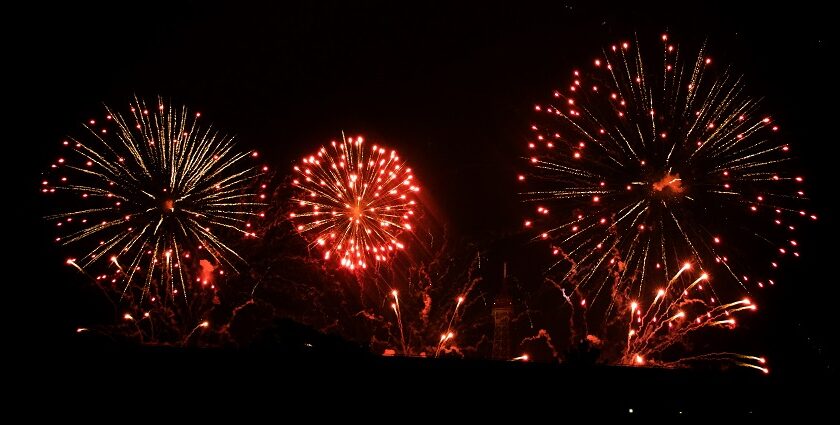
9,0,835,389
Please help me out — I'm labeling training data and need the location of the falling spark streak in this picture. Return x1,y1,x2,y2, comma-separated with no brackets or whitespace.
66,258,84,273
676,353,769,373
290,134,420,270
44,97,266,299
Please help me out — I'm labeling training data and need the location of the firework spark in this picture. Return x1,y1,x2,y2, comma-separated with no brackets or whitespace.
521,35,812,309
390,289,408,354
43,97,266,299
619,263,763,369
290,135,420,270
380,249,484,357
250,214,489,358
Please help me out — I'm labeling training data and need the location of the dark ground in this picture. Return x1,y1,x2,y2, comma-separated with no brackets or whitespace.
32,319,832,418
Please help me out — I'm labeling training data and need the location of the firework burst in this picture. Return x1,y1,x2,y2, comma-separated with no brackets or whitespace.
521,35,814,310
43,97,267,299
290,135,420,270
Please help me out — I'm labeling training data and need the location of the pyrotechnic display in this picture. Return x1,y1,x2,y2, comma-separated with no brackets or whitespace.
617,263,766,372
23,2,834,414
246,212,490,358
42,97,267,300
380,247,486,357
520,35,813,313
289,135,420,271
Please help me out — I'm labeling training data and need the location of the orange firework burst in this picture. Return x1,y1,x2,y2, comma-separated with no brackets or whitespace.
521,35,814,309
290,135,420,270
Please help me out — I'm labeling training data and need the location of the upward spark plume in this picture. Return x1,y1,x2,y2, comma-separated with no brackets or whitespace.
290,135,420,270
43,97,266,298
249,222,487,357
521,35,812,308
378,249,484,357
621,265,762,368
391,289,408,354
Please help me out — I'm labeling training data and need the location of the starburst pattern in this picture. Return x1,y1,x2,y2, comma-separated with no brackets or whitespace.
43,97,266,298
290,135,419,270
521,35,814,310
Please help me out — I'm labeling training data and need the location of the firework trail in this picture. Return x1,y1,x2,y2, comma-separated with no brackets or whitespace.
251,201,491,358
619,262,765,372
382,248,486,357
519,263,766,369
520,34,813,310
290,134,420,271
43,97,267,303
390,289,408,354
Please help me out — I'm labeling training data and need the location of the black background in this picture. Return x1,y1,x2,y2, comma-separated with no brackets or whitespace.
7,0,835,410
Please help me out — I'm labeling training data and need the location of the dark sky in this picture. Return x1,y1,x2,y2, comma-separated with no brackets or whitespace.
9,1,835,375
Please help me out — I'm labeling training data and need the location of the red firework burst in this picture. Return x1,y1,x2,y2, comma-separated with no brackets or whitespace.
290,135,420,270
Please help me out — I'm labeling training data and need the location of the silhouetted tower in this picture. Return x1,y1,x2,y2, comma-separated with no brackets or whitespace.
492,263,513,360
